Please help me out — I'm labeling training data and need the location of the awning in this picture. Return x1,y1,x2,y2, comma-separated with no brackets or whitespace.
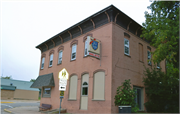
1,85,16,90
30,73,55,88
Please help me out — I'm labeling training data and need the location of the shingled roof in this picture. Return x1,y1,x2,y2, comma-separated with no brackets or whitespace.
30,73,55,88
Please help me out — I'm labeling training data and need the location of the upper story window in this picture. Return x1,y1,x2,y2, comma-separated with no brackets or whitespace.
84,39,88,56
41,57,45,69
157,62,160,69
58,50,63,64
71,44,77,60
124,38,130,55
147,51,151,65
49,54,53,67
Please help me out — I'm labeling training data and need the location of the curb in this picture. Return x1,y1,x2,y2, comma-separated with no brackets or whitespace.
4,108,12,113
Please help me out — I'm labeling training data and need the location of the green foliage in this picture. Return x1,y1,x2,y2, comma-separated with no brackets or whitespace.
30,79,36,82
1,76,11,79
114,79,139,113
143,66,179,113
141,1,179,113
141,1,179,75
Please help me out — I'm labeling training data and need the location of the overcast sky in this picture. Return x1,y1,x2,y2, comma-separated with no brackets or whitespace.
1,0,151,81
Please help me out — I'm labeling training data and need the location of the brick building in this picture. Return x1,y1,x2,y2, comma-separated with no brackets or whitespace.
31,5,165,113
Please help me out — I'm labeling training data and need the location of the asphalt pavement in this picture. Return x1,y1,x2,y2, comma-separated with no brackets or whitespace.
1,99,40,114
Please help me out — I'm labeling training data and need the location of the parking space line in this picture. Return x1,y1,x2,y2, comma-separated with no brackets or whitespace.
1,104,13,108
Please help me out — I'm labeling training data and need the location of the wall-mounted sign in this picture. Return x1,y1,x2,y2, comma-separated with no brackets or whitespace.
60,91,64,96
59,68,69,79
59,68,69,91
87,36,101,59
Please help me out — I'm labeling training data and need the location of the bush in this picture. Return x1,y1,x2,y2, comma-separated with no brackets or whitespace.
114,79,139,113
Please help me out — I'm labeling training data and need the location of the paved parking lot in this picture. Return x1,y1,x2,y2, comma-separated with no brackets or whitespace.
1,100,40,114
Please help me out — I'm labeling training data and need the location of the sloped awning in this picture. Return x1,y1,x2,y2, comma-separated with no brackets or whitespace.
30,73,55,88
1,85,16,90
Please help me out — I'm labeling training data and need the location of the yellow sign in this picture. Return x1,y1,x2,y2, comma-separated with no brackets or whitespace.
87,36,100,55
60,91,64,96
59,68,69,79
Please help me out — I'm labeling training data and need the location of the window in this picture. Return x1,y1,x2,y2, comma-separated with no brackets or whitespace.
157,62,160,69
93,71,105,100
71,44,77,60
58,50,63,64
43,87,51,97
49,54,53,67
139,43,143,62
124,38,129,55
147,51,151,65
82,82,88,96
84,39,88,56
41,57,45,69
69,75,78,100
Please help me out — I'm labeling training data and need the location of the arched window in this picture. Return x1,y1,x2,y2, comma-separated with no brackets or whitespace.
71,44,77,60
41,57,45,69
49,54,53,67
93,71,105,100
84,39,88,56
58,50,63,64
69,75,78,100
82,82,88,96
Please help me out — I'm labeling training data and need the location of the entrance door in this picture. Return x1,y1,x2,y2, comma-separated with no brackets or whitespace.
80,74,89,110
134,87,143,110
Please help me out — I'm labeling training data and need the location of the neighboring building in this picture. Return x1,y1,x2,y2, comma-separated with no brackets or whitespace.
1,78,39,100
31,5,165,113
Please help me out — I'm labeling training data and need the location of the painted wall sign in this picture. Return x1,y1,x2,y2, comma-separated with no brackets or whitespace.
87,36,101,59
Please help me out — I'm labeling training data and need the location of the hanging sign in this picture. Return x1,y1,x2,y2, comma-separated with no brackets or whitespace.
86,36,101,59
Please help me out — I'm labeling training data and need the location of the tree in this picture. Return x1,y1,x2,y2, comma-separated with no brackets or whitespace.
30,79,36,82
143,66,179,113
141,1,179,113
141,1,179,76
1,76,12,79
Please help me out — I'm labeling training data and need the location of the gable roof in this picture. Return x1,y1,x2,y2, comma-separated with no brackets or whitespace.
1,78,39,91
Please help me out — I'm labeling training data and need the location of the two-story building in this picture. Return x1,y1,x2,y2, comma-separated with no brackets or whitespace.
31,5,165,113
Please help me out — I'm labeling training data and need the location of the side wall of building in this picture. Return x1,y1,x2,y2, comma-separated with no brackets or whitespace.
39,23,113,113
111,23,166,113
13,89,39,100
1,90,14,100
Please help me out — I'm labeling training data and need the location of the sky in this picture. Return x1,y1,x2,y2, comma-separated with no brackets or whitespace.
1,0,152,81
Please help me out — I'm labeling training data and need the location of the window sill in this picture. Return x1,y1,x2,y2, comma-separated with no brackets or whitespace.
124,54,131,58
139,60,144,63
148,64,152,66
57,63,62,65
42,95,51,98
40,68,44,70
92,99,105,101
48,66,52,68
83,55,88,58
68,99,77,101
70,59,76,62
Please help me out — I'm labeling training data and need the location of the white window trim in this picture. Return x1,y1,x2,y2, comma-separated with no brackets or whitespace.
58,50,63,64
71,44,77,60
49,54,53,67
41,57,45,69
124,38,130,55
